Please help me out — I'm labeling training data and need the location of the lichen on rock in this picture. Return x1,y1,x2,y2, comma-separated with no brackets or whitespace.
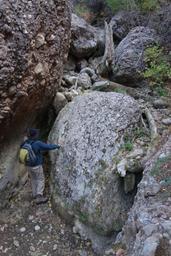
49,91,142,236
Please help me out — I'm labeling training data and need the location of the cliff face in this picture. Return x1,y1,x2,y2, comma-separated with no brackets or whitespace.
0,0,71,208
0,0,71,143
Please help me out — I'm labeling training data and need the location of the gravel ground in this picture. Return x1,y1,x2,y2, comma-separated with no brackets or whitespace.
0,179,96,256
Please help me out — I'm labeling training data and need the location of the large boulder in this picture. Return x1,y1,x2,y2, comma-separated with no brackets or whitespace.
70,14,105,58
111,11,145,41
112,26,157,85
148,4,171,49
0,0,71,208
0,0,71,143
49,91,141,236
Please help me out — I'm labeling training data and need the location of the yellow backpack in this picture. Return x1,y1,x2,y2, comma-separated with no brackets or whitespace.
19,148,29,164
19,142,37,166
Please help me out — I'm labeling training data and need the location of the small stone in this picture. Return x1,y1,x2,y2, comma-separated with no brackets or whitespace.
92,80,110,91
34,63,44,75
162,118,171,125
53,92,68,114
153,99,169,109
105,248,115,256
116,248,126,256
35,33,45,48
60,229,64,235
63,74,77,86
17,91,28,97
79,250,88,256
28,215,34,220
53,244,58,251
30,245,35,252
34,225,40,231
20,227,26,233
9,86,17,96
77,72,92,89
13,240,20,247
124,173,135,193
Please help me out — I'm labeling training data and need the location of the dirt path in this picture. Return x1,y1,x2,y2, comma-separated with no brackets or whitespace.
0,178,96,256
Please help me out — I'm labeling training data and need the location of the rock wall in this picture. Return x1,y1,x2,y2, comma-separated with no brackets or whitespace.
120,135,171,255
0,0,71,144
0,0,71,208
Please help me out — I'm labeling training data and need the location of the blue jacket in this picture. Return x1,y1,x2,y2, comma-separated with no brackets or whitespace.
21,139,60,166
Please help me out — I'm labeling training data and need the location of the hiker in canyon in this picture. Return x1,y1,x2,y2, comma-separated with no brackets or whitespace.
20,128,61,204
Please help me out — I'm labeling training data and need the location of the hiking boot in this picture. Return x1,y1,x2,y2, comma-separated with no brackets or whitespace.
35,195,48,205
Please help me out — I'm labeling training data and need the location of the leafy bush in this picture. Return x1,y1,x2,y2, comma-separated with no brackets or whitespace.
105,0,160,13
143,45,171,87
123,141,133,151
105,0,129,12
138,0,159,11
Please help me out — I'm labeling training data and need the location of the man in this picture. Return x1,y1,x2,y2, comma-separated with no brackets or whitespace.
22,128,60,204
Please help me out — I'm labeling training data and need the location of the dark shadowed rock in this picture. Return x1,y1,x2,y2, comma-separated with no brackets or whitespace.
70,14,105,58
112,27,157,85
49,91,141,236
0,0,71,209
148,4,171,50
0,0,71,142
120,135,171,256
111,11,145,41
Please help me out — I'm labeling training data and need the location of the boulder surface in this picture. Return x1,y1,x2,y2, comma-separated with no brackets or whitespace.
70,14,104,58
49,91,141,235
0,0,71,208
112,26,157,85
0,0,71,144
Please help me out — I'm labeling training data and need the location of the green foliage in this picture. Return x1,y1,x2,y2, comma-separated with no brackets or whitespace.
106,0,129,12
105,0,160,13
122,133,134,152
78,211,89,223
113,87,127,94
154,85,169,97
143,45,171,87
138,0,159,11
123,141,133,151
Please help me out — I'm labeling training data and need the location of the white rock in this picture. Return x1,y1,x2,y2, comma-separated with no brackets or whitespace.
34,225,40,231
20,227,26,233
162,118,171,125
13,240,20,247
28,215,34,220
53,244,58,251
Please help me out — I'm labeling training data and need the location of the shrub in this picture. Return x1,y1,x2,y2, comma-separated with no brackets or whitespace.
139,0,159,11
105,0,129,12
123,141,133,151
105,0,160,13
143,45,171,87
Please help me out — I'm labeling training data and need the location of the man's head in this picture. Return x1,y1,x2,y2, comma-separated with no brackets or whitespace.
27,128,39,139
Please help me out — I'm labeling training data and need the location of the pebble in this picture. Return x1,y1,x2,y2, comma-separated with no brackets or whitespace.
60,229,65,235
162,118,171,125
13,240,20,247
20,227,26,232
28,215,34,220
53,244,58,251
34,225,40,231
30,245,36,251
153,99,169,109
